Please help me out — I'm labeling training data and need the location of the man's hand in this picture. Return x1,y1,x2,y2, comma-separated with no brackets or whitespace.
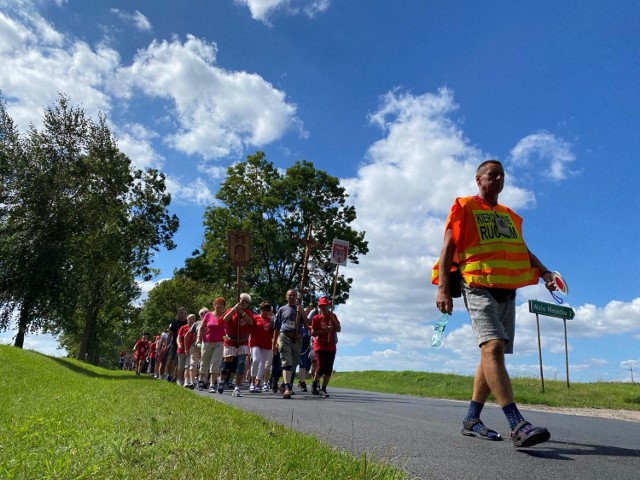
542,271,557,292
436,287,453,315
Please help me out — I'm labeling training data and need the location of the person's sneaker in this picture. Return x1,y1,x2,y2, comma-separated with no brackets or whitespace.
254,384,261,393
311,381,320,396
232,387,242,397
320,387,330,398
217,381,225,394
298,381,308,392
249,384,256,393
262,383,270,392
278,383,286,394
283,389,292,399
209,383,216,393
197,381,204,391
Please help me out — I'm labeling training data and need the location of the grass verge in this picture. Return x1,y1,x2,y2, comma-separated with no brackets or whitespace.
0,346,405,480
330,370,640,411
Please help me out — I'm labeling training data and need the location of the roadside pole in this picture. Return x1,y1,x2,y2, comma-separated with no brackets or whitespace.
535,312,544,393
528,300,575,392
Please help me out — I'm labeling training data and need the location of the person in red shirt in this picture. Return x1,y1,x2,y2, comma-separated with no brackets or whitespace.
133,333,150,376
222,293,254,397
310,297,341,397
176,314,195,387
248,300,275,393
147,336,159,377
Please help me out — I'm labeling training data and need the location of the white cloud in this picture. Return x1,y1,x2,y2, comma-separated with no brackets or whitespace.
338,88,536,354
198,163,228,181
115,123,164,170
333,87,629,379
620,359,640,369
165,175,216,206
0,6,300,206
113,35,302,160
509,131,576,182
236,0,330,23
0,8,119,130
111,9,152,32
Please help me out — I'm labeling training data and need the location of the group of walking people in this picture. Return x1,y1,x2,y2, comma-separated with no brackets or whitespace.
130,289,341,399
133,158,557,450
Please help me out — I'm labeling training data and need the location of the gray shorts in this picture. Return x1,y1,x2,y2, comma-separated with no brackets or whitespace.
462,283,516,354
277,333,301,369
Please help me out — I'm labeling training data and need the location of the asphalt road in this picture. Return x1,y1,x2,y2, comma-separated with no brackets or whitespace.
195,385,640,480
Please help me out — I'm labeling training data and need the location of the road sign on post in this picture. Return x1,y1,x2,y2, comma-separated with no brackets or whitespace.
528,300,575,320
528,299,575,391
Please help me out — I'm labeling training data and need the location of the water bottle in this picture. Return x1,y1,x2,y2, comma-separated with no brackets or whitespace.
431,313,450,348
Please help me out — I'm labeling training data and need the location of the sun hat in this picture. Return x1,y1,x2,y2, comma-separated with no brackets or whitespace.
318,297,331,306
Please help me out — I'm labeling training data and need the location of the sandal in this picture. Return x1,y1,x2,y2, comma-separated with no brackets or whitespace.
461,418,502,441
510,420,551,448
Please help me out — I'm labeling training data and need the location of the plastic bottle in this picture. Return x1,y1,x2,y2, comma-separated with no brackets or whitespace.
431,313,450,348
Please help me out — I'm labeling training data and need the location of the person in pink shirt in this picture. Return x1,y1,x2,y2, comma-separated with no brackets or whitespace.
196,298,226,393
222,293,254,397
248,300,275,393
310,297,341,397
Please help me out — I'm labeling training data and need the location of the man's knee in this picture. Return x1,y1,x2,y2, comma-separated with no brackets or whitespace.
480,339,506,359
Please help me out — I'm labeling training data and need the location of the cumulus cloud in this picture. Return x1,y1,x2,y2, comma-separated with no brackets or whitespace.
115,123,164,170
110,9,152,32
165,175,216,206
0,8,119,130
113,35,303,159
509,131,576,182
335,88,528,373
0,5,301,206
333,87,640,379
236,0,330,23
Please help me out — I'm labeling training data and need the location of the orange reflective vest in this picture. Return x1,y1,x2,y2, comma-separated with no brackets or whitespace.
431,196,539,289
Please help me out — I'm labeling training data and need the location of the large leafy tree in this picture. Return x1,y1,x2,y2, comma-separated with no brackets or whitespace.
0,95,179,359
0,96,84,347
180,151,368,306
137,275,215,338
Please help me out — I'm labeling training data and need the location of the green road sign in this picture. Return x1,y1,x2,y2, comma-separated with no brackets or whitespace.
528,300,575,320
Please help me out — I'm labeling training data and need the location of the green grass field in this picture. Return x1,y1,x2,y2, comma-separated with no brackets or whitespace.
331,370,640,411
2,346,639,479
0,346,405,480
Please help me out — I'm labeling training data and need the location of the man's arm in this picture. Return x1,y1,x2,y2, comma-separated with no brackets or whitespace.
528,249,556,292
272,329,280,354
436,228,456,314
298,307,310,329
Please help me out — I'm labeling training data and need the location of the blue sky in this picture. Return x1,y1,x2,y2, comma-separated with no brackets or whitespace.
1,0,639,382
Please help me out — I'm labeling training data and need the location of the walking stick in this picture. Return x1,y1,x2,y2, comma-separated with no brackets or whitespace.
295,224,313,334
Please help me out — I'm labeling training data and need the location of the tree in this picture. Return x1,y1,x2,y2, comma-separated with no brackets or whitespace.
180,151,368,305
0,94,179,358
0,95,85,347
138,275,214,338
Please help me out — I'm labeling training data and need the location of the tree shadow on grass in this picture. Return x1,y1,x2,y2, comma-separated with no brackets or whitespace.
50,356,150,381
518,440,640,460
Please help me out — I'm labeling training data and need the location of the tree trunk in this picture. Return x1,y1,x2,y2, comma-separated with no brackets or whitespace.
14,302,31,348
77,302,98,361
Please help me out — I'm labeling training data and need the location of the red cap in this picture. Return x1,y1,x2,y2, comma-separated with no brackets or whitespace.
318,297,331,306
